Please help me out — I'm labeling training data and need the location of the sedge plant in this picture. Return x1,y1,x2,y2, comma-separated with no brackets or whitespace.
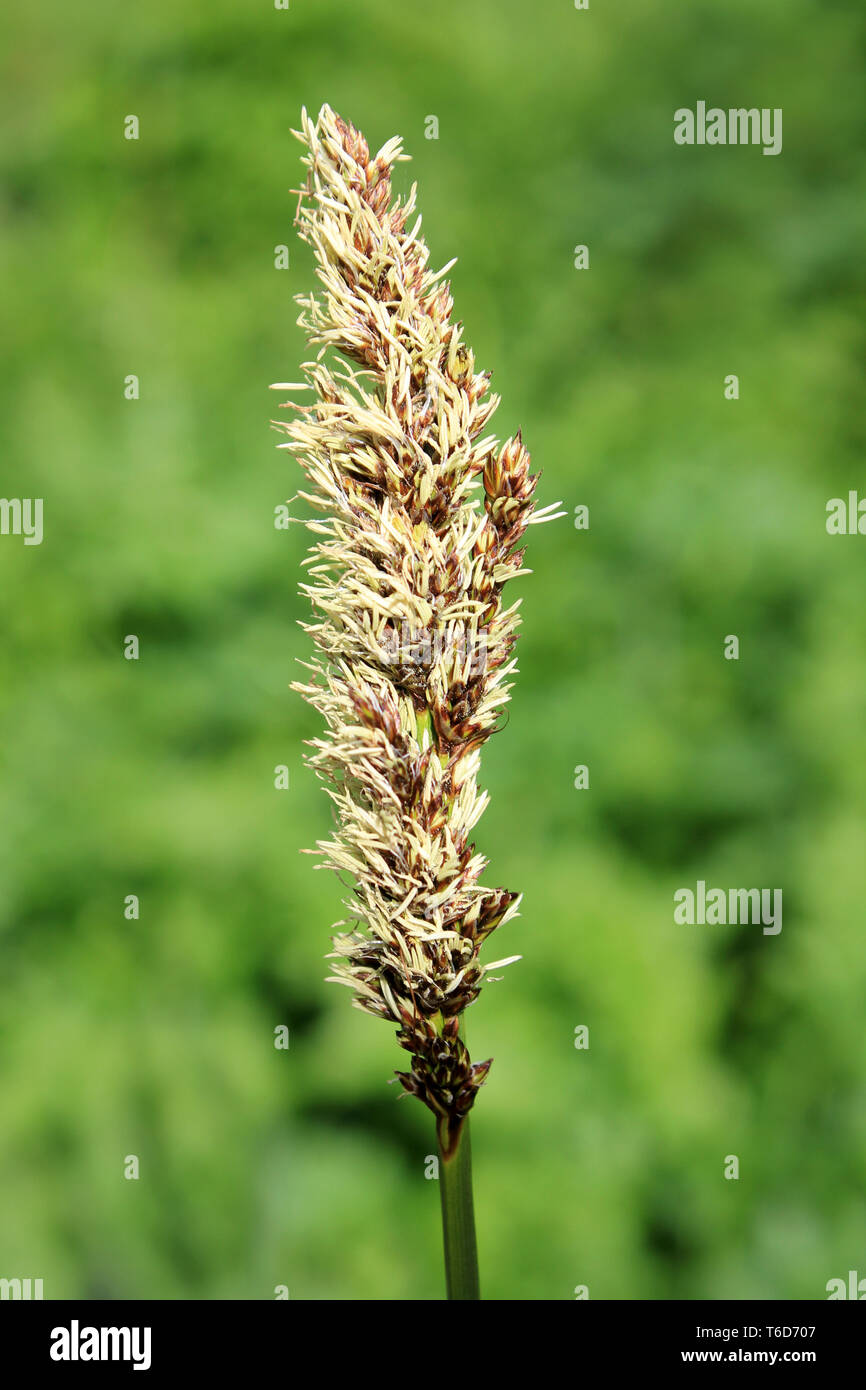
271,105,560,1300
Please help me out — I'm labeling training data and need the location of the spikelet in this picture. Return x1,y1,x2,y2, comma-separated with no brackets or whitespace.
272,105,560,1152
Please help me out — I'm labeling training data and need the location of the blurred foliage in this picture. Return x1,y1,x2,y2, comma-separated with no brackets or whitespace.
0,0,865,1300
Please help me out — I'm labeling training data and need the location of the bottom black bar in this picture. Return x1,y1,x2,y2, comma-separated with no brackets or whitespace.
1,1298,863,1374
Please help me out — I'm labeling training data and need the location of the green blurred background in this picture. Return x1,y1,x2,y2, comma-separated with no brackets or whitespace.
1,0,864,1300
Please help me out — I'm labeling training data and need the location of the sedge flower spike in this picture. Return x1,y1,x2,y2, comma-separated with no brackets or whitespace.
272,105,560,1158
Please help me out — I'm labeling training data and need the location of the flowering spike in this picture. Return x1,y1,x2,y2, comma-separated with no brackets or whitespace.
276,105,552,1146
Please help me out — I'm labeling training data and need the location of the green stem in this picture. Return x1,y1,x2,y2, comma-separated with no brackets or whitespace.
437,1116,480,1299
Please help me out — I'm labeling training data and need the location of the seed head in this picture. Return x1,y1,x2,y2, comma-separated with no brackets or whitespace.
272,105,559,1150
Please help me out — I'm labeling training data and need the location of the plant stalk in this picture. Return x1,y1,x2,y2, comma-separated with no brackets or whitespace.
437,1113,480,1299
